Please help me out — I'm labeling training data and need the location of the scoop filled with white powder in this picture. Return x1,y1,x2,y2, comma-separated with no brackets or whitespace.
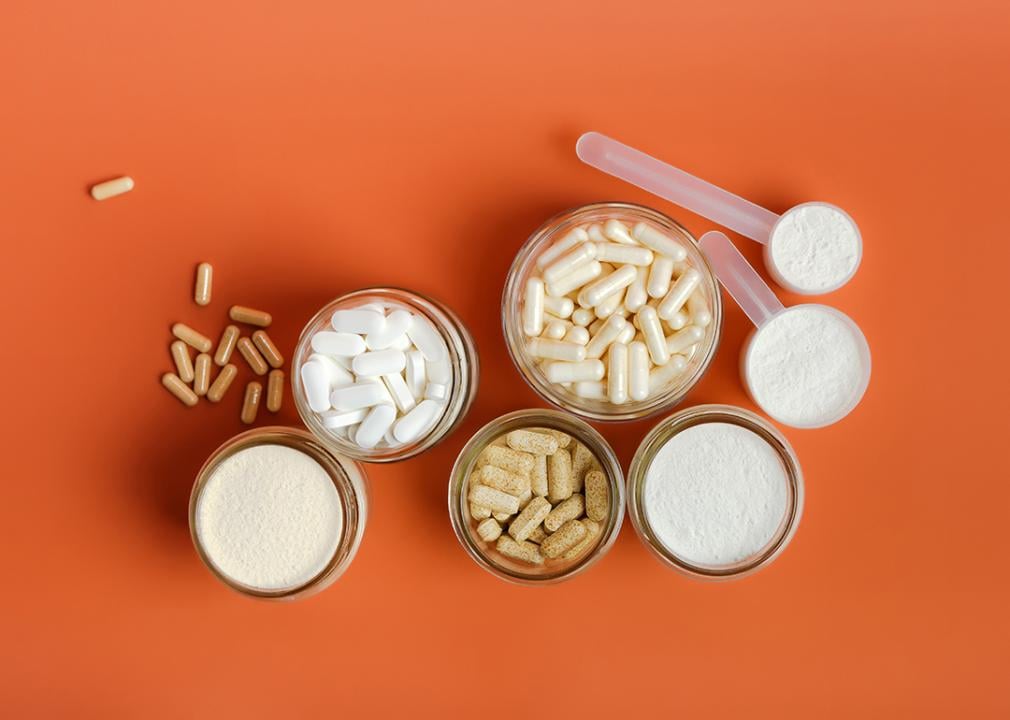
765,203,861,295
194,443,344,593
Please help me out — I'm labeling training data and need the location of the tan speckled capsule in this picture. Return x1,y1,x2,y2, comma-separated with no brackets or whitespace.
496,536,544,565
252,330,284,369
170,340,194,383
230,305,272,327
240,381,262,424
266,369,284,412
194,263,213,306
172,323,212,353
547,448,574,503
508,496,551,542
206,363,237,403
476,518,502,542
560,519,600,560
507,429,559,455
480,465,529,496
531,427,571,448
214,325,240,366
527,526,548,544
531,454,548,496
493,511,513,523
540,519,588,559
193,353,212,397
469,485,520,515
162,373,198,407
470,502,492,521
482,445,535,478
571,442,595,493
584,469,609,522
544,493,585,532
237,337,268,375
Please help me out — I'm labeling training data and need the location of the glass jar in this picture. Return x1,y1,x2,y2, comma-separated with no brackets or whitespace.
502,202,722,422
448,409,625,585
292,287,479,462
189,426,368,600
627,404,803,580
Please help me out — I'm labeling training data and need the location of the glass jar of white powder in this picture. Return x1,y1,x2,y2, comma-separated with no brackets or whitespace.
190,427,368,599
627,404,803,580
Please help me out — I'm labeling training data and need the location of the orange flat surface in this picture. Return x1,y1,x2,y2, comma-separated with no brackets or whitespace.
3,1,1009,716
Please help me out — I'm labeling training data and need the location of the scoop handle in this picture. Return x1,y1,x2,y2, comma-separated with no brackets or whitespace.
576,131,780,243
699,231,783,329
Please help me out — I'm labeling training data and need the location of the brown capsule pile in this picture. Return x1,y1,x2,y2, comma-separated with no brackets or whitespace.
467,427,610,566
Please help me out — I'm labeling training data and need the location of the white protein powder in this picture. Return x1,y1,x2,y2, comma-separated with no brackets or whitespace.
745,305,868,427
195,444,344,591
769,204,860,293
644,422,788,567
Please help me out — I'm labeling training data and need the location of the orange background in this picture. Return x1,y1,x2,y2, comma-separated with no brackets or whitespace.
2,0,1009,716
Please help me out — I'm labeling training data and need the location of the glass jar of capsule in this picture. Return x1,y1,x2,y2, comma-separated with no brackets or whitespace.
292,287,479,462
448,409,625,585
627,404,803,581
190,427,368,600
502,202,722,422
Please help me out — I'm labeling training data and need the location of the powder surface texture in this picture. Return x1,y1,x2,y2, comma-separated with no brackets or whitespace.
746,305,867,427
644,422,788,567
196,444,343,591
769,204,860,292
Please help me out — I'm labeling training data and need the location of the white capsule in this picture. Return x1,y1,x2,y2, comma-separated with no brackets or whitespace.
427,358,452,384
649,355,688,392
311,331,367,357
307,353,354,388
624,266,649,312
382,372,416,413
528,338,587,362
547,261,603,297
424,382,449,401
544,359,605,383
331,309,385,334
394,399,442,443
406,315,448,362
536,227,589,269
607,342,629,404
543,243,598,285
579,264,637,308
406,350,427,397
523,277,546,336
593,243,653,266
586,223,607,243
365,309,413,350
300,361,332,413
632,222,687,261
603,219,637,245
585,314,627,359
666,310,689,331
90,176,134,201
330,382,393,411
615,322,635,345
594,288,625,320
573,380,607,399
542,320,568,340
637,306,670,366
352,349,406,376
571,307,594,327
321,408,368,429
564,326,590,346
647,255,674,299
543,295,574,318
665,325,705,355
355,404,397,449
628,342,650,401
658,268,701,320
688,290,712,327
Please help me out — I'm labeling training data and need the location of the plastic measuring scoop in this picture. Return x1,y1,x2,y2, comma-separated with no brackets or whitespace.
698,231,871,428
576,132,862,295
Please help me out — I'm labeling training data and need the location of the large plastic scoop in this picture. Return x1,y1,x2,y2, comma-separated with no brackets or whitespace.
576,132,862,295
698,230,871,428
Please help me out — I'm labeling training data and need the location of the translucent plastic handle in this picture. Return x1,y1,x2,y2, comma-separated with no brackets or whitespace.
699,231,783,329
576,131,780,243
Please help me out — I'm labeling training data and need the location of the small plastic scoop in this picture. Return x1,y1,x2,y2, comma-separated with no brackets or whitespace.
576,132,862,295
698,231,871,428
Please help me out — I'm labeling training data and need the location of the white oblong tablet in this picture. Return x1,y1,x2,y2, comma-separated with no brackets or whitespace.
354,405,397,449
405,350,426,397
406,315,448,362
321,408,368,429
365,310,413,350
331,309,385,334
300,361,332,413
393,399,442,444
330,382,392,411
382,372,416,413
352,349,406,376
311,331,367,357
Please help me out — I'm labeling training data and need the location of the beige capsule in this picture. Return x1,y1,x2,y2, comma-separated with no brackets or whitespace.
236,337,268,375
479,464,530,496
492,511,513,523
476,518,502,542
470,502,492,521
527,526,549,544
229,305,272,327
89,176,134,200
194,262,213,306
171,323,212,353
506,429,559,455
544,493,585,532
531,454,548,497
584,469,609,522
547,448,574,503
530,427,572,448
468,485,520,515
266,369,284,412
508,496,551,543
193,353,212,397
240,381,263,424
496,536,544,565
560,519,601,560
214,325,240,366
162,372,198,407
170,340,194,383
206,363,237,403
571,442,596,493
252,330,284,369
540,519,588,559
481,445,535,478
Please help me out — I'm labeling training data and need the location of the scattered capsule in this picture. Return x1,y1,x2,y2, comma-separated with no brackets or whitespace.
214,325,240,366
252,330,284,369
170,340,194,383
240,381,262,424
90,176,134,201
172,323,212,353
193,353,212,397
229,305,272,327
206,363,238,403
237,337,268,375
162,372,198,407
266,369,284,412
194,262,213,306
